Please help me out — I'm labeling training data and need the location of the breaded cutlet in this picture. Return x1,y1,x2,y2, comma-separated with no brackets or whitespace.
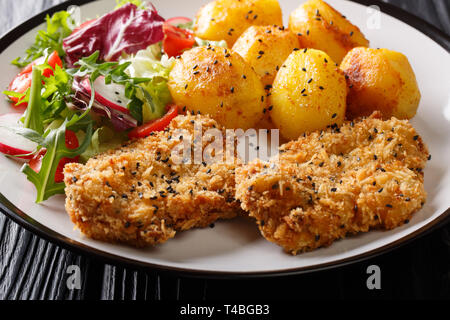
235,113,429,254
64,114,240,247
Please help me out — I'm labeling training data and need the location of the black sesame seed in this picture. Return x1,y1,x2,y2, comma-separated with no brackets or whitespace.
331,113,337,119
386,204,393,208
330,187,337,192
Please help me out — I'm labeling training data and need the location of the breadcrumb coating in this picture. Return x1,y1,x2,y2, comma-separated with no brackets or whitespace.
235,113,429,254
64,114,240,247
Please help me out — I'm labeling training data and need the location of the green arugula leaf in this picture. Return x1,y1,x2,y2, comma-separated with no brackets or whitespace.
12,11,73,67
22,68,44,134
21,115,93,203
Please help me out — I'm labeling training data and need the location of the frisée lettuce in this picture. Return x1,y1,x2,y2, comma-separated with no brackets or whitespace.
124,44,175,122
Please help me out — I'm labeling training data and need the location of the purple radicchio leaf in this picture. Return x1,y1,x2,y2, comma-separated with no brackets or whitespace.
63,3,165,66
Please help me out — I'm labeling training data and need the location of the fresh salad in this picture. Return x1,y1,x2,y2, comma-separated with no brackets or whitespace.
0,0,225,203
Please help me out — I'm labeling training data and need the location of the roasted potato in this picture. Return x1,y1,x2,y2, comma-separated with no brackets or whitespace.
289,0,369,64
270,49,347,140
194,0,283,46
168,46,267,130
340,47,421,120
232,25,301,86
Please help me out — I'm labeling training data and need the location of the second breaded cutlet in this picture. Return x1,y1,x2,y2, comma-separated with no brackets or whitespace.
235,113,429,254
64,114,240,247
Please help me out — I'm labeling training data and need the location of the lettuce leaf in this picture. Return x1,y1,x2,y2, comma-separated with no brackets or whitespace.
79,126,127,162
195,37,228,48
115,0,145,9
12,11,74,67
124,45,174,122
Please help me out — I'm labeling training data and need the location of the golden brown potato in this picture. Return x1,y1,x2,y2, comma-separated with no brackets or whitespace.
340,47,421,120
270,48,347,140
168,46,267,130
232,25,301,86
289,0,369,64
194,0,283,46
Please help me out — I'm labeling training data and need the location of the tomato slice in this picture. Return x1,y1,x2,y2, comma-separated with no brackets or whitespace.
7,51,63,107
128,105,179,139
7,72,32,106
20,51,62,77
29,130,80,183
162,23,195,57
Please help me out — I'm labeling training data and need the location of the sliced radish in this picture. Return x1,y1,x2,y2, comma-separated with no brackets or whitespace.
81,76,130,114
0,113,38,160
166,16,192,27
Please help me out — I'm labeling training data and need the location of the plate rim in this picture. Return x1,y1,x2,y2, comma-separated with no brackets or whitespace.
0,0,449,278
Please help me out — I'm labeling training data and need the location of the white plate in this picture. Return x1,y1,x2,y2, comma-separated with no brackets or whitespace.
0,0,449,276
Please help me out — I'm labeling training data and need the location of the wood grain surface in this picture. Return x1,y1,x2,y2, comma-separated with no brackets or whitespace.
0,0,449,300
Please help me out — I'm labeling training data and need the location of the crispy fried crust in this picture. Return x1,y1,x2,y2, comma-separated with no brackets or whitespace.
64,114,240,247
235,113,429,254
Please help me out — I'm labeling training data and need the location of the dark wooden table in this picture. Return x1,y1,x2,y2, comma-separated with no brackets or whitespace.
0,0,449,300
